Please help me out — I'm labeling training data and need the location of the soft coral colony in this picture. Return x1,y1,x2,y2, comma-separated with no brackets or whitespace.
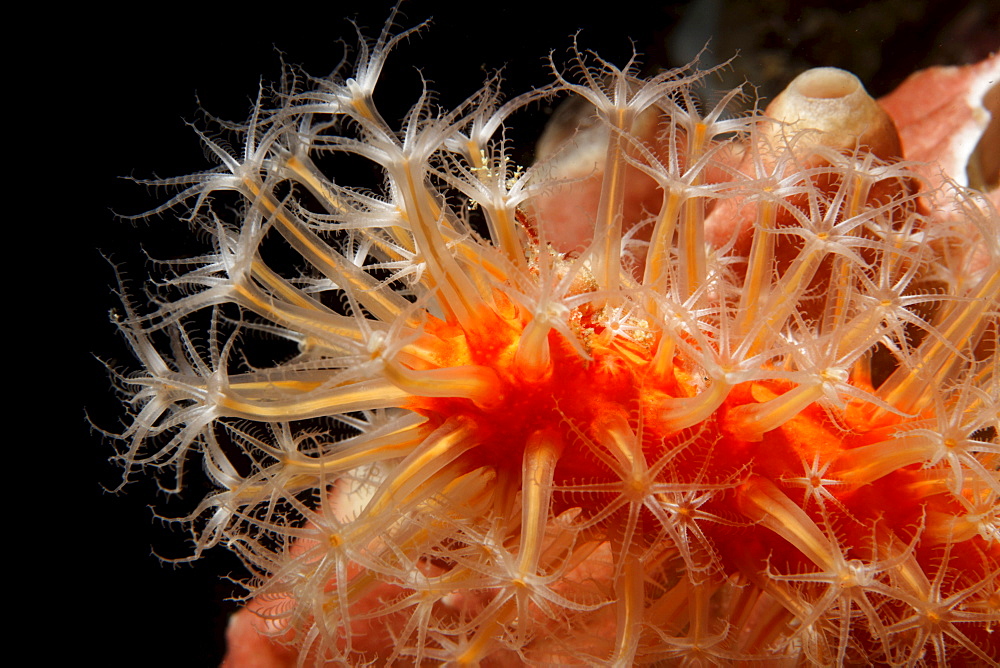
111,13,1000,666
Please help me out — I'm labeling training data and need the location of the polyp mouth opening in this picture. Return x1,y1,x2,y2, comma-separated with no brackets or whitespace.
793,68,859,100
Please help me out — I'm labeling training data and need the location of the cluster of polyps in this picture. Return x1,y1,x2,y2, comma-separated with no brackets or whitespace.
112,18,999,667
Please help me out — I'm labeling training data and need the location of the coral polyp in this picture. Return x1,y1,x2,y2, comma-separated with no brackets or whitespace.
111,15,999,667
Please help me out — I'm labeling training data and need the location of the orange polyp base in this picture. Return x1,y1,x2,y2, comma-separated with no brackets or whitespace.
406,301,996,639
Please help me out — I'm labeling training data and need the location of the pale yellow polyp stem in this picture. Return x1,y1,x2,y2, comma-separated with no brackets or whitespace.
877,271,999,416
284,154,348,215
885,541,931,600
224,379,326,394
242,176,412,324
824,257,861,339
611,555,644,666
232,281,365,348
490,203,527,270
249,259,324,311
926,509,985,544
593,110,630,293
689,121,709,160
518,429,563,577
451,237,510,287
285,152,412,261
680,122,710,300
659,379,732,432
747,251,822,357
600,413,640,471
678,196,706,299
514,318,554,382
364,418,478,518
645,576,690,635
687,579,716,646
820,187,867,336
737,200,776,337
348,86,387,129
643,190,682,311
650,333,676,382
396,160,482,328
738,477,834,571
833,434,940,486
727,383,825,441
455,613,510,665
728,579,800,653
218,378,412,420
465,144,525,269
282,414,429,473
383,360,502,408
830,309,886,362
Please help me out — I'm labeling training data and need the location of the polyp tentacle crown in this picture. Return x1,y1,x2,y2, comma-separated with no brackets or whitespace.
112,14,1000,665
